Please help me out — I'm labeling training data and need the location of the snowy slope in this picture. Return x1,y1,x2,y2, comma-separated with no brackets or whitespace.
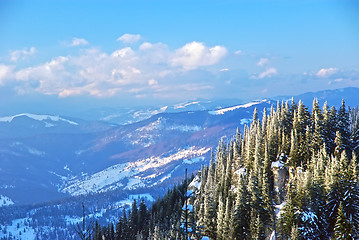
208,99,268,115
60,147,210,196
0,195,14,207
0,113,78,126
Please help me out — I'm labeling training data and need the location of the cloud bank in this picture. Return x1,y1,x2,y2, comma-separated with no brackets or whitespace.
1,37,228,99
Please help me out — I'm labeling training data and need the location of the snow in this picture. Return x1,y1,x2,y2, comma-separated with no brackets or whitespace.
60,162,129,196
125,178,146,190
174,101,199,109
0,113,78,125
0,195,14,207
271,160,285,169
129,193,155,202
65,215,83,225
208,99,268,115
114,194,155,209
0,218,36,240
240,118,252,125
234,167,246,176
10,142,45,156
61,146,210,196
269,230,276,240
297,210,317,222
183,156,204,164
167,124,202,132
185,190,194,197
188,175,201,189
0,185,14,189
64,165,70,171
182,204,194,212
275,201,286,219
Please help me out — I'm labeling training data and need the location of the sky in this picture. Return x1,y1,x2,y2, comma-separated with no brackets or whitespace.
0,0,359,114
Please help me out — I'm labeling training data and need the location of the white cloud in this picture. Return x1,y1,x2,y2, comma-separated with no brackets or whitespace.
0,64,13,85
139,42,154,50
257,57,269,67
117,34,141,44
8,40,229,98
171,41,227,70
111,47,135,58
70,38,89,47
316,67,338,78
219,68,229,72
235,50,242,55
256,68,278,79
148,79,158,86
10,47,36,62
328,78,344,85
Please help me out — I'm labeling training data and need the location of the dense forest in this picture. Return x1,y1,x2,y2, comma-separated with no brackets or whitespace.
84,99,359,239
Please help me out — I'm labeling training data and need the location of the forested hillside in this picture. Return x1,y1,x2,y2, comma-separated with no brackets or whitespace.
91,99,359,239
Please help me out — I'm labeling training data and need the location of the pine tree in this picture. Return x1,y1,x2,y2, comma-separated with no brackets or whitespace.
216,195,225,240
202,158,217,239
334,203,356,239
350,108,359,156
232,175,250,240
130,199,139,237
323,104,338,155
337,100,351,155
138,200,148,237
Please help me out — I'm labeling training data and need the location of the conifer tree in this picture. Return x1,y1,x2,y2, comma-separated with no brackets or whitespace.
232,175,250,239
337,100,351,154
334,203,355,239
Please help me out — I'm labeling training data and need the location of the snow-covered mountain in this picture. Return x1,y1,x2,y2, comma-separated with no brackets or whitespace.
1,87,359,239
0,99,270,206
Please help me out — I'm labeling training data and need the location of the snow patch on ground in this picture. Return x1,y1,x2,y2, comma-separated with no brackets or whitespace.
208,99,268,115
0,113,78,125
0,195,14,207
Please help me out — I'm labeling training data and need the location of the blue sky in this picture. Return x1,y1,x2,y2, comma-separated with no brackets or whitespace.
0,0,359,113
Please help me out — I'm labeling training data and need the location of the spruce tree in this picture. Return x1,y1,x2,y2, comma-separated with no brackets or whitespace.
232,175,250,240
334,203,356,239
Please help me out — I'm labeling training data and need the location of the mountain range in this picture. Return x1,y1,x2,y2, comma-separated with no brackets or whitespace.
1,87,358,207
